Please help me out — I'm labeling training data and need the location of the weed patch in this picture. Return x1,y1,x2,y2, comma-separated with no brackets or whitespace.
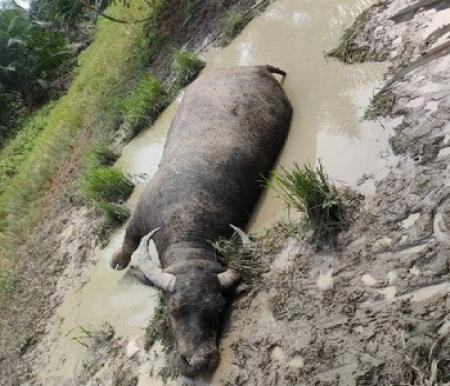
121,74,168,138
327,2,388,63
0,103,53,196
88,142,120,167
266,162,345,247
144,293,172,351
214,232,265,284
80,167,134,203
171,49,205,91
94,202,131,245
222,11,245,46
364,89,396,120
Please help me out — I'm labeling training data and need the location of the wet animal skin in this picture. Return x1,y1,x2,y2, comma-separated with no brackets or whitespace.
111,65,292,376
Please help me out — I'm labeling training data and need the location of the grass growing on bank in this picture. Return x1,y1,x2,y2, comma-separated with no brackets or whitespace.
214,231,265,284
121,74,168,138
171,49,206,91
327,1,388,63
144,294,172,351
222,11,245,46
80,167,134,203
0,0,155,269
266,162,345,246
364,89,396,120
0,103,54,196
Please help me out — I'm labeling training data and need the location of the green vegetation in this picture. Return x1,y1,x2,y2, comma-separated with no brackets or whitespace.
364,89,396,120
121,74,167,137
80,166,133,203
214,232,265,284
0,0,155,270
222,11,245,46
67,323,115,348
266,162,345,245
327,1,387,63
0,0,210,296
0,103,53,195
0,6,71,141
88,141,120,167
171,49,205,91
144,294,172,351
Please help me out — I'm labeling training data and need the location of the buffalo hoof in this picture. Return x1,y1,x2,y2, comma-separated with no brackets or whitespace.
110,249,131,270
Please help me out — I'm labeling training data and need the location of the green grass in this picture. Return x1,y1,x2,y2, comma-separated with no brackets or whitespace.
88,141,120,167
327,1,388,63
171,49,205,91
95,202,131,245
121,74,168,138
0,103,54,196
80,167,134,203
364,89,396,120
0,0,156,270
144,294,173,351
266,162,345,246
222,11,245,46
213,232,265,284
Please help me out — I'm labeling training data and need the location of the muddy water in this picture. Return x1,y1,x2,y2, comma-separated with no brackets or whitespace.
38,0,392,384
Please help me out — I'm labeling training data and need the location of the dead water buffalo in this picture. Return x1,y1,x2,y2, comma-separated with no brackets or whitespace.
111,65,292,376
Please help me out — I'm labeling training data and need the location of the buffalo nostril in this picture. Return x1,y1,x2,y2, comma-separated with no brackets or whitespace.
180,354,190,366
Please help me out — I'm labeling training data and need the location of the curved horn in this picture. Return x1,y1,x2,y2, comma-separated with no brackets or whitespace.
217,269,240,289
134,227,176,292
230,224,251,247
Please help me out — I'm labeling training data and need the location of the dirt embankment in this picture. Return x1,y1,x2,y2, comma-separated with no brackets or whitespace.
0,1,271,385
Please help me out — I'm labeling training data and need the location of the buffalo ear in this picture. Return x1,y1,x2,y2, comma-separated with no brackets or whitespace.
217,269,240,289
132,227,176,292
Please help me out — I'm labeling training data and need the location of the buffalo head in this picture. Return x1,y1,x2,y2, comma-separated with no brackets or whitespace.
131,228,239,377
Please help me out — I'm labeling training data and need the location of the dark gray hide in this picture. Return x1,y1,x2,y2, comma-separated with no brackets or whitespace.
112,65,292,376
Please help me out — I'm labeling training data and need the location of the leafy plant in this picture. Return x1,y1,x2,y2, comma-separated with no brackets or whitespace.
80,166,134,203
0,7,71,111
266,162,345,245
171,49,205,90
121,74,167,137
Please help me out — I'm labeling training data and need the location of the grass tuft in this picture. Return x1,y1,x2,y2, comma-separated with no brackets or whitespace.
121,74,168,138
364,89,396,120
214,232,265,284
88,141,120,167
0,103,54,196
144,294,173,351
327,2,388,63
266,162,345,246
171,49,205,90
80,167,134,203
222,11,245,46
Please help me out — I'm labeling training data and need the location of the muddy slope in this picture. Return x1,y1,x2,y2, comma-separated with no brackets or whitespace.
0,1,271,385
217,1,450,385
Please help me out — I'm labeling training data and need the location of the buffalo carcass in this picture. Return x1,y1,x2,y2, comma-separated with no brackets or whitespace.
111,65,292,376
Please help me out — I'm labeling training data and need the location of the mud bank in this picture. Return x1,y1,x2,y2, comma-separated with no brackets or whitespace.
214,1,450,385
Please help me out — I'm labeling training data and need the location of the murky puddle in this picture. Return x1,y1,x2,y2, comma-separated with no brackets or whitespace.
38,0,393,384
